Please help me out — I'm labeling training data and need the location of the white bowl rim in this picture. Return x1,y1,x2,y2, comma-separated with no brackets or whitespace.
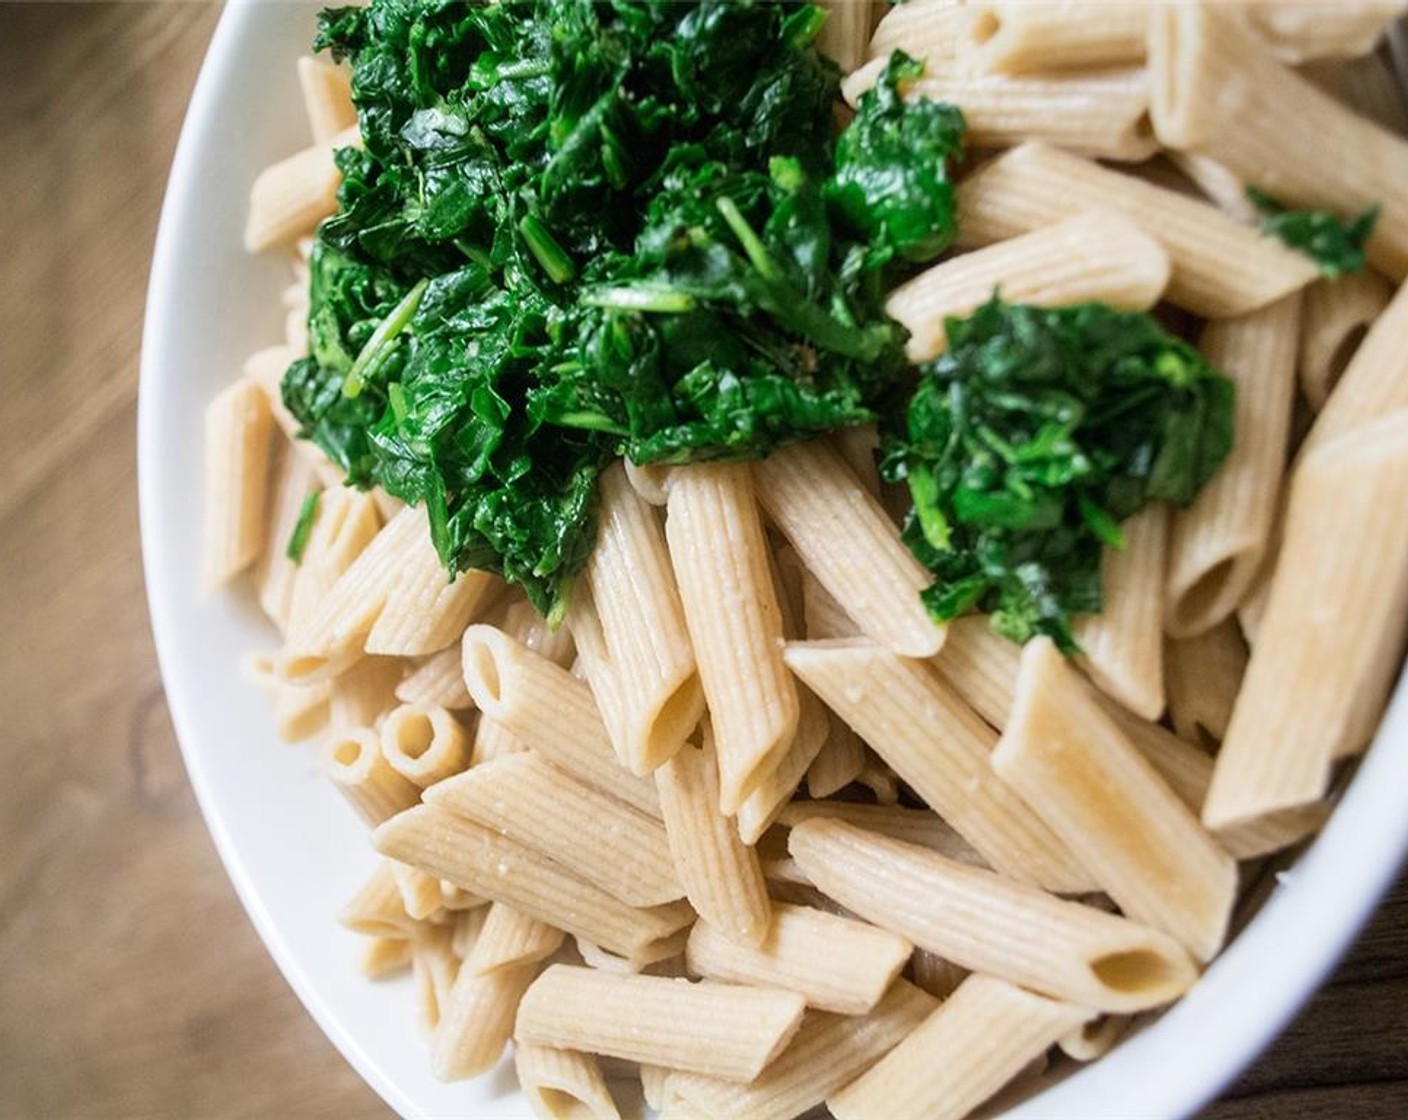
139,3,1408,1118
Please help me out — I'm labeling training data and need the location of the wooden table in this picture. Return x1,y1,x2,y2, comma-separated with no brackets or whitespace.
0,5,1403,1118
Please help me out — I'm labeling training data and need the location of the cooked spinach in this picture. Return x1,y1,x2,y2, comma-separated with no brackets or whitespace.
881,298,1236,650
286,491,321,564
285,1,964,616
1248,187,1380,278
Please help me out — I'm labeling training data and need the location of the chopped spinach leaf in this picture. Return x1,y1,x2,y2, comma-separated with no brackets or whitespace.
1248,187,1380,278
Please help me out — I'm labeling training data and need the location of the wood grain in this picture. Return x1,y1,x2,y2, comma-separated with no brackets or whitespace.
0,5,1402,1120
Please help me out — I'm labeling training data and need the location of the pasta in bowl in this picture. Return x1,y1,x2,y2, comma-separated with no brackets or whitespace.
141,1,1408,1118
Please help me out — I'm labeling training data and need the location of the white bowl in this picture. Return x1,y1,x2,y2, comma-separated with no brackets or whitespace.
139,3,1408,1118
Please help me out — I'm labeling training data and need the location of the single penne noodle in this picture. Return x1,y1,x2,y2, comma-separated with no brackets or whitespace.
909,948,968,1001
296,55,357,145
665,463,799,812
330,654,404,729
1204,411,1408,830
805,712,867,799
442,880,488,915
323,728,420,827
929,614,1021,731
203,378,276,591
754,441,945,658
776,801,985,868
451,905,490,960
885,211,1171,362
497,596,576,667
868,0,968,60
1249,0,1407,64
1299,270,1393,413
240,345,341,487
464,902,565,977
814,0,872,74
655,731,772,947
587,463,703,775
1059,1014,1131,1063
784,639,1091,893
255,442,320,632
789,818,1199,1013
958,3,1147,75
1236,563,1272,645
284,485,382,639
425,753,682,908
854,757,900,805
244,125,357,253
392,861,445,922
271,678,331,743
285,504,500,680
432,960,539,1081
1166,294,1301,638
514,965,806,1083
395,647,475,711
623,459,673,506
686,903,913,1015
339,861,416,938
565,582,628,749
459,624,661,817
515,1043,623,1120
894,67,1157,162
380,703,471,788
827,974,1095,1120
1167,151,1260,224
1302,53,1408,135
468,713,527,766
667,980,938,1120
1149,3,1408,279
1165,620,1249,746
954,142,1318,316
1074,503,1169,720
358,935,413,980
412,924,459,1038
373,805,693,960
995,639,1238,962
736,682,831,845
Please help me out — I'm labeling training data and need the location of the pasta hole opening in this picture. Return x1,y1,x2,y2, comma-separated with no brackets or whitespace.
283,653,330,681
647,675,705,759
1323,324,1369,402
537,1088,587,1117
330,737,365,768
1131,110,1155,145
969,12,1001,45
462,640,503,707
395,712,436,759
1173,559,1239,633
1090,948,1181,994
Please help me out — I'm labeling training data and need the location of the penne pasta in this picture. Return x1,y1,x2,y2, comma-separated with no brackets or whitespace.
358,935,413,980
804,713,866,800
815,0,873,75
203,378,276,591
323,728,421,827
432,961,539,1081
396,646,475,711
785,638,1092,893
285,485,382,638
463,903,565,978
789,818,1199,1014
380,703,472,788
1059,1014,1131,1063
776,801,985,868
685,903,912,1015
339,861,417,939
1165,620,1249,746
329,654,404,729
1299,269,1395,413
244,125,357,253
909,947,968,1002
735,681,831,846
296,55,357,145
885,211,1171,363
994,638,1238,962
391,861,445,922
1165,294,1301,639
255,442,320,632
1249,1,1408,65
827,974,1095,1120
271,678,332,743
1302,53,1408,135
514,965,807,1083
1205,410,1408,829
929,613,1021,731
955,142,1318,317
665,463,799,812
411,924,459,1038
1149,3,1408,279
515,1043,623,1120
957,3,1146,75
868,0,968,61
1167,151,1260,224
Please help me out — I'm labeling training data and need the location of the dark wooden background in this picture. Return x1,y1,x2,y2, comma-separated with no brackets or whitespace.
0,5,1403,1118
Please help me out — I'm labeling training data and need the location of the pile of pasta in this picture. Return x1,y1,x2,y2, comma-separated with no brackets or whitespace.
207,3,1408,1118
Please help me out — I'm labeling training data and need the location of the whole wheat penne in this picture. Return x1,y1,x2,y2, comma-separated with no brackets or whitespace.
330,655,404,729
958,3,1147,75
886,211,1171,362
425,753,682,907
296,55,357,146
284,486,382,639
358,935,414,980
459,624,661,817
515,1043,622,1120
736,682,831,845
1166,295,1301,638
284,504,500,681
909,948,969,1001
381,703,471,788
396,647,476,711
754,441,945,658
995,639,1238,961
1149,3,1408,279
640,1064,673,1113
1167,151,1260,224
1250,1,1407,64
789,818,1199,1013
665,463,799,812
450,905,490,960
667,980,938,1120
203,378,276,591
240,345,337,482
441,881,487,914
955,143,1318,316
497,596,576,667
432,961,539,1081
868,0,968,59
339,861,416,938
392,861,445,922
463,903,565,977
655,731,772,947
587,463,703,774
686,903,912,1015
784,639,1091,893
574,929,691,975
255,443,320,631
515,965,806,1083
1073,503,1168,720
1299,270,1394,412
828,974,1095,1120
1303,53,1408,135
1205,411,1408,829
373,805,694,960
323,728,421,827
1059,1014,1131,1063
271,678,332,742
830,425,883,501
776,801,985,868
245,125,357,253
929,614,1021,731
805,713,867,799
412,924,459,1038
1165,620,1249,746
